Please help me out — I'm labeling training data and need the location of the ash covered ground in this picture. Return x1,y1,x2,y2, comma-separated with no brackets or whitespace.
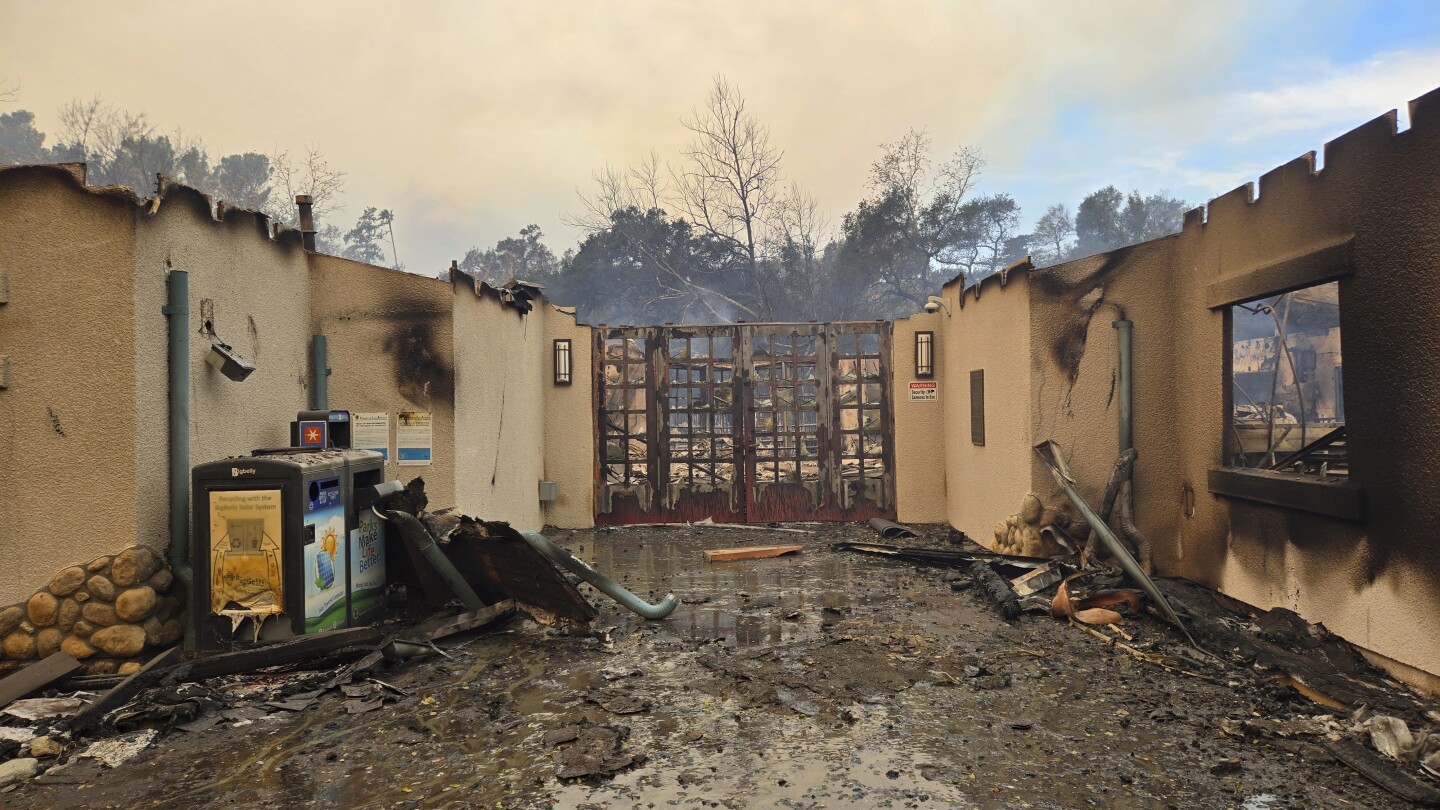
16,523,1414,809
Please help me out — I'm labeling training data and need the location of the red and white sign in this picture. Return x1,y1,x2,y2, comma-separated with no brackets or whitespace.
908,381,938,402
299,420,328,448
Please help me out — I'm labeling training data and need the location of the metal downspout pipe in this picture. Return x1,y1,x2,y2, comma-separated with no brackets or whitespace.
164,270,194,648
312,335,329,409
380,510,486,612
1112,317,1153,573
1114,319,1133,453
522,531,678,619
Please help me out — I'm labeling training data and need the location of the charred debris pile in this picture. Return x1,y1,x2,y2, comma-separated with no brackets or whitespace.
0,479,673,791
838,450,1440,807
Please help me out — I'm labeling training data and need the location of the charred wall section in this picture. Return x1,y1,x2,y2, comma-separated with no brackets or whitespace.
1007,85,1440,683
0,165,596,605
310,254,457,508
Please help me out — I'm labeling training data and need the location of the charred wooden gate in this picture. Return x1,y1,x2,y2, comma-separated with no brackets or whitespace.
595,322,895,525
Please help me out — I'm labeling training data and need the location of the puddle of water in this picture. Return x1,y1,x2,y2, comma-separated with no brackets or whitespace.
585,529,914,649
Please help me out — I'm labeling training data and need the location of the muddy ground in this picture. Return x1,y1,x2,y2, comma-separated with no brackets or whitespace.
10,523,1420,809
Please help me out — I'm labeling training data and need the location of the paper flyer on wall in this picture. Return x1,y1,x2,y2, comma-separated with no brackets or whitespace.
397,411,432,466
352,412,390,460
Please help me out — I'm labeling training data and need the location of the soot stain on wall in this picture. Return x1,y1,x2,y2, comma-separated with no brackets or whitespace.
383,317,454,406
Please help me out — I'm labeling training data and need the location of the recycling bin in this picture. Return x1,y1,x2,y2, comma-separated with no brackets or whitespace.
190,448,387,651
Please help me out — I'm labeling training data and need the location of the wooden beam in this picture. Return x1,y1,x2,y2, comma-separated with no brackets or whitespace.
174,626,386,683
704,544,803,562
398,600,516,643
69,646,179,734
0,652,80,709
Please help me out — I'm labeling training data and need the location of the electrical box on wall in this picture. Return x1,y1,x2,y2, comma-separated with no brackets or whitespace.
190,448,387,652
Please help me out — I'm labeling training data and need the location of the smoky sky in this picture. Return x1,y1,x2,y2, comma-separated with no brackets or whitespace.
3,0,1437,276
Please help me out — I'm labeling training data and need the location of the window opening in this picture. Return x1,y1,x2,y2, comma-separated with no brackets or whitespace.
1229,280,1345,477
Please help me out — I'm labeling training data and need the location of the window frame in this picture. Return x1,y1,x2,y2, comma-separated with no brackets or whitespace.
1207,240,1362,521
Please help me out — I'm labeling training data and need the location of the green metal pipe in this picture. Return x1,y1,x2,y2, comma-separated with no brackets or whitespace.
521,530,678,619
312,335,329,410
1114,319,1133,452
164,270,193,650
382,510,485,612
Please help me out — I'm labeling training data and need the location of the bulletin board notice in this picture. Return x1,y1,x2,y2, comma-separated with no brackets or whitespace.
397,411,432,466
352,412,390,460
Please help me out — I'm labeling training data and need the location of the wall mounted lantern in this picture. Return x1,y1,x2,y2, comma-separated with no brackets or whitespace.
914,331,934,378
553,339,572,385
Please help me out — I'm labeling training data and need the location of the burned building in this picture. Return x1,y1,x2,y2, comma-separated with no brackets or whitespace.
2,85,1440,694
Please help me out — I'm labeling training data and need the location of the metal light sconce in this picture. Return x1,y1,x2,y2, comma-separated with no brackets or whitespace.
923,295,951,315
553,339,572,385
205,341,255,382
915,331,934,378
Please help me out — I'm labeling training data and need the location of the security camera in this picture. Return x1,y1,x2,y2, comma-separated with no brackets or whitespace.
206,341,255,382
923,295,950,315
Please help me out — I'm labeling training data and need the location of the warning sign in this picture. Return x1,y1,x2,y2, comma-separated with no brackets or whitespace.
908,381,938,402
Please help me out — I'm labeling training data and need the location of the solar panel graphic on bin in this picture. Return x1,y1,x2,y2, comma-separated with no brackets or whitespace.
314,551,335,589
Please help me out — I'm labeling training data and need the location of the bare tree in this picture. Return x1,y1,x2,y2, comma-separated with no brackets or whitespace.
1031,203,1076,265
55,96,106,157
268,145,346,226
671,77,784,318
768,183,835,320
566,152,759,323
0,77,17,104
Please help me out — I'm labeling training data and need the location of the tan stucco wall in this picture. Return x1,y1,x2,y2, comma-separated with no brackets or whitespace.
890,312,946,523
1026,237,1184,565
451,282,546,530
939,273,1035,545
0,166,140,604
310,255,456,507
132,187,312,554
1186,95,1440,681
541,307,595,528
1015,87,1440,680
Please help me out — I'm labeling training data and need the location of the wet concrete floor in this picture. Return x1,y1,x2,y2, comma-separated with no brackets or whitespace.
14,523,1414,808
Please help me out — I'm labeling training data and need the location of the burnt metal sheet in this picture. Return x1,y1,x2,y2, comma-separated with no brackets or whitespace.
441,518,598,627
595,321,895,524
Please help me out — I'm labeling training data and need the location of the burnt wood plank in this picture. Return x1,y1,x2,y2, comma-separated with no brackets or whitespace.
0,651,81,709
69,646,179,733
704,544,803,562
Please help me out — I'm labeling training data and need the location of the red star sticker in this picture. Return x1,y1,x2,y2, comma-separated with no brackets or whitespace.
305,427,322,444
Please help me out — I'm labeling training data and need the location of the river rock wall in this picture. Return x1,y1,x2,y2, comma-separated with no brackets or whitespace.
0,547,183,676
